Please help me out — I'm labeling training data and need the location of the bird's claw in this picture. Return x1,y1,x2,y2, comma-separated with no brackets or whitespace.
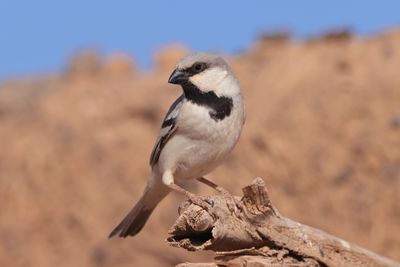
187,194,213,211
220,192,242,217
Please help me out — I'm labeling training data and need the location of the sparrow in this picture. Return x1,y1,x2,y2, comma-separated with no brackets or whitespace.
109,53,245,238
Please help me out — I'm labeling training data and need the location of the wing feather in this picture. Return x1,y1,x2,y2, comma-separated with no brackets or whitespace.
149,95,185,167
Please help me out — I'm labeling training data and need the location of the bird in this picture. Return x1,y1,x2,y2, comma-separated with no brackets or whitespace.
109,52,245,238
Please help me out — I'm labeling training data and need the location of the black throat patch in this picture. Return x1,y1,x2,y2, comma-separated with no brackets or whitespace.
181,82,233,121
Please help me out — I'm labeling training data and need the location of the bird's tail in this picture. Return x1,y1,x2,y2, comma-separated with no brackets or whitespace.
109,178,170,238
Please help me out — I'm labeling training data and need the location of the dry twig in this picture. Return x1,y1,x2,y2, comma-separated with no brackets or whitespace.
167,178,400,267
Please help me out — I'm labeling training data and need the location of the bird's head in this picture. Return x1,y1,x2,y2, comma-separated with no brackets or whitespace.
168,53,239,95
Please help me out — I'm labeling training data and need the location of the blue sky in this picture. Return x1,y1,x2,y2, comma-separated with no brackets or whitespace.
1,0,399,79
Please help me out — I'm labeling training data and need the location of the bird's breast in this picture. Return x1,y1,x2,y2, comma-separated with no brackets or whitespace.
177,102,241,142
158,96,244,181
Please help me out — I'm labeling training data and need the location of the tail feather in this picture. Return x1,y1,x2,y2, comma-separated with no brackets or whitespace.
109,180,170,238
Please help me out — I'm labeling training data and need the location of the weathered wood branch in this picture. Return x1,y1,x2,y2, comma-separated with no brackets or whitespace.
167,178,400,267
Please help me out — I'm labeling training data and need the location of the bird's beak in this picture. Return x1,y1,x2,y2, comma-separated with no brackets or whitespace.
168,69,188,84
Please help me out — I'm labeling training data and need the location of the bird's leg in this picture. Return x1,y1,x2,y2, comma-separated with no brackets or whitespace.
167,183,213,211
162,170,212,210
196,177,230,195
196,177,241,216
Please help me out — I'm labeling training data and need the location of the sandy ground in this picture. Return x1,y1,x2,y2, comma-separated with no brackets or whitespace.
0,30,399,266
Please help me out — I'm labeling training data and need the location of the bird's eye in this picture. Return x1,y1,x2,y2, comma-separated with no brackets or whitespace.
193,63,205,72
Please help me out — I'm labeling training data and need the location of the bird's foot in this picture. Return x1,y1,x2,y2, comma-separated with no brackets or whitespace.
214,187,242,215
195,177,241,215
215,186,231,196
186,192,213,211
167,182,213,211
210,186,240,215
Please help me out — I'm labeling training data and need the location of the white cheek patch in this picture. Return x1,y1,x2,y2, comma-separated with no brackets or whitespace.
189,68,228,92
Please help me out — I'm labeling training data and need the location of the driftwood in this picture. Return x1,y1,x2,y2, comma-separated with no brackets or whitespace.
167,178,400,267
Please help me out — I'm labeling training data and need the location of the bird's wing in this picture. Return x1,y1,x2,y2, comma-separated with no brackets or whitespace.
149,95,185,167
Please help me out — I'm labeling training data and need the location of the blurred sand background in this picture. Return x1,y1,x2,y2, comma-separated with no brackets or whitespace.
0,30,400,266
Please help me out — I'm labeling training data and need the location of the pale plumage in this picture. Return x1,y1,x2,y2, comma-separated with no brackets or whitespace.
109,53,245,238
